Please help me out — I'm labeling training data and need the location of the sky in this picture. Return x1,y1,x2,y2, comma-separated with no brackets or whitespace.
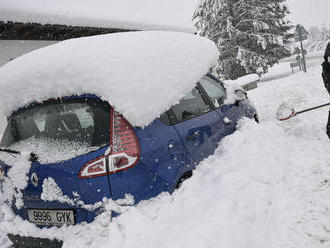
0,0,199,32
287,0,330,29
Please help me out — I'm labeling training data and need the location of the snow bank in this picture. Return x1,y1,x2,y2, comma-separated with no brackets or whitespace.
2,65,330,248
2,115,330,248
0,31,218,127
0,0,198,32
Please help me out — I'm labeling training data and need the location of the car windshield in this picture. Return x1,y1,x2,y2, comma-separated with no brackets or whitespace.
1,98,110,148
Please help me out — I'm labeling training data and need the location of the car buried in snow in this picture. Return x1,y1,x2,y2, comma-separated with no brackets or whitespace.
0,31,257,247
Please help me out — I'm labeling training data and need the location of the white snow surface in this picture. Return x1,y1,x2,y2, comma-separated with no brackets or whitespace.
1,153,31,210
0,31,218,127
1,58,330,247
0,0,198,33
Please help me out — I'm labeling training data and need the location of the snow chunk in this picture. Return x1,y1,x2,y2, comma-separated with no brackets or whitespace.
1,153,31,209
41,178,75,206
223,117,231,124
0,31,219,127
41,177,106,211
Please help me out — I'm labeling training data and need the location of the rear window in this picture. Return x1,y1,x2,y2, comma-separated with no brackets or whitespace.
1,98,110,148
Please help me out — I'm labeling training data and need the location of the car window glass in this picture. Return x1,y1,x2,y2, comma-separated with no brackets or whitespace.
1,100,110,148
32,105,94,133
170,87,211,123
199,76,226,107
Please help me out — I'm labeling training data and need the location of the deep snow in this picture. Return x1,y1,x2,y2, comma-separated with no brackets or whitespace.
1,55,330,247
0,31,218,127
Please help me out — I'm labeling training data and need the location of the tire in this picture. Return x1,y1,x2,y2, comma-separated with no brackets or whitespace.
175,170,193,189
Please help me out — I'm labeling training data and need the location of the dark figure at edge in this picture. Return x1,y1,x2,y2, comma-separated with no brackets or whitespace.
322,42,330,138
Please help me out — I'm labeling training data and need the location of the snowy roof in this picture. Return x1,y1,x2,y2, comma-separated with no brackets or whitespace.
0,31,219,127
0,0,198,33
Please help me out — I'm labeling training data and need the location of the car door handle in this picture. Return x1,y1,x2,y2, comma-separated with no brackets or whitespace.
223,117,232,125
186,132,200,141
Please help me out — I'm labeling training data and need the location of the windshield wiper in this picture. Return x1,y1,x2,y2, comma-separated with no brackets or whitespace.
0,148,38,162
0,148,20,155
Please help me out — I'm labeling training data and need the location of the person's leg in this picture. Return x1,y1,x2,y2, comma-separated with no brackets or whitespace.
327,110,330,139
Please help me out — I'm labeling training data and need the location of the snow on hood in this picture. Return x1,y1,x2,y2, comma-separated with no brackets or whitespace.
0,0,198,33
0,31,219,127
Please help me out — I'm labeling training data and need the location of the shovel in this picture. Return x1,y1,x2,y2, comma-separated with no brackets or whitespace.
277,102,330,121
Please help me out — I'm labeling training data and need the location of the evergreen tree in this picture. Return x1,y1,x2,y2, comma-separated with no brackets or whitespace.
309,26,322,41
194,0,292,79
321,25,330,40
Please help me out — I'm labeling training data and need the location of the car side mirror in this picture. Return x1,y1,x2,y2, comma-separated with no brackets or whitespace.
234,89,247,106
234,89,247,100
212,99,220,108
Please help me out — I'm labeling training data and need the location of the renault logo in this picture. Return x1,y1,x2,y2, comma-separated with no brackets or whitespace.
30,173,39,187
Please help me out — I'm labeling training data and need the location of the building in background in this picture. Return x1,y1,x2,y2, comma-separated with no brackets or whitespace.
0,0,197,66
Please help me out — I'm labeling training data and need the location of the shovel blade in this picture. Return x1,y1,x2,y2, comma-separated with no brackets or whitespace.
276,103,296,121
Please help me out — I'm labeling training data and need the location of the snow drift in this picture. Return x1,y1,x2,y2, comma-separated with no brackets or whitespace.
1,55,330,248
0,31,219,127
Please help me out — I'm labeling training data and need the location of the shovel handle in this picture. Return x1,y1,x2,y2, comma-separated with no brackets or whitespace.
294,102,330,115
279,102,330,121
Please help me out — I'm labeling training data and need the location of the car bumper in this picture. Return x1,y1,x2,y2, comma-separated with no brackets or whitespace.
7,234,63,248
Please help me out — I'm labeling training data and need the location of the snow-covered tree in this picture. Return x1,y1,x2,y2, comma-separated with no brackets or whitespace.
194,0,292,79
320,25,330,41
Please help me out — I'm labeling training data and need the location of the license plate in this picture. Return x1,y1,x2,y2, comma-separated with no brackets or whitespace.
27,209,75,226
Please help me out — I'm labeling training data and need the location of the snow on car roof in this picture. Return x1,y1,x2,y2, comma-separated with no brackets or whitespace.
0,31,219,127
0,0,198,33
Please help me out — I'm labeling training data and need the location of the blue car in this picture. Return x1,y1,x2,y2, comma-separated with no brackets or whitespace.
0,74,257,247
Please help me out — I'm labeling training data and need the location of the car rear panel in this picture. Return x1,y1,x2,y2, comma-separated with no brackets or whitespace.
1,110,191,226
9,146,111,224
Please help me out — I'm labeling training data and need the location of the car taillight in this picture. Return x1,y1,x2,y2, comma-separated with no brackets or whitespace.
78,108,140,179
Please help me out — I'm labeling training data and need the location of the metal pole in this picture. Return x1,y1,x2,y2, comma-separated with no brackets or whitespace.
294,102,330,115
298,26,307,72
279,102,330,121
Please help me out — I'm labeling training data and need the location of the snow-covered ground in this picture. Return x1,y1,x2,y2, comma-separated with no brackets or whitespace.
260,51,324,83
1,55,330,247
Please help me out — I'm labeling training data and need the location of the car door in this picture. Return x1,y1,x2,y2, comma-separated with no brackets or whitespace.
169,86,225,165
198,75,247,136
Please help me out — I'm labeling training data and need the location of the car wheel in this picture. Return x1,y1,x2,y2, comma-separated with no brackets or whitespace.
175,170,193,189
254,114,260,123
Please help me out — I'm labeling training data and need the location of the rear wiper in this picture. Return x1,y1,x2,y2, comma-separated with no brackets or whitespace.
0,148,20,155
0,148,38,162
